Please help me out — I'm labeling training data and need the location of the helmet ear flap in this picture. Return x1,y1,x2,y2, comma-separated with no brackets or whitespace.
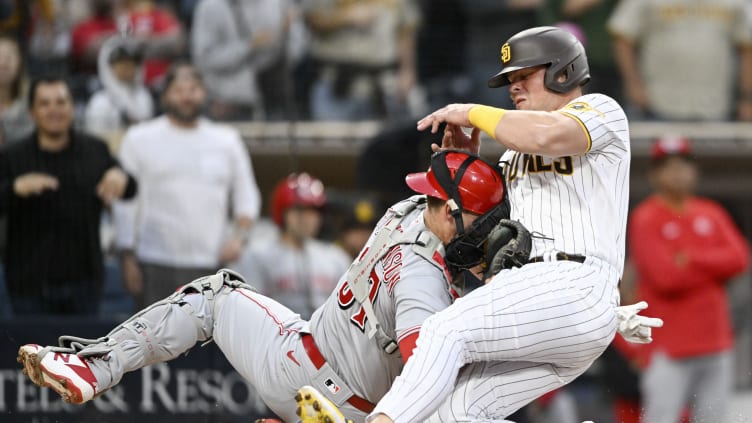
544,51,590,93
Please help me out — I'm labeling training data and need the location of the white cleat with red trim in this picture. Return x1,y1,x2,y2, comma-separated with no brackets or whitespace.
17,344,99,404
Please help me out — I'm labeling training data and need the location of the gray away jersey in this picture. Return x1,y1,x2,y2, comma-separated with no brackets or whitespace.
309,198,455,403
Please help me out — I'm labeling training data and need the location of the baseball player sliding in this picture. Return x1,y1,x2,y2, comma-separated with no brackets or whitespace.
297,26,664,423
17,150,522,422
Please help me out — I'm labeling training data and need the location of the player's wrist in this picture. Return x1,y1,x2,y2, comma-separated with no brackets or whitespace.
468,105,506,138
118,248,137,262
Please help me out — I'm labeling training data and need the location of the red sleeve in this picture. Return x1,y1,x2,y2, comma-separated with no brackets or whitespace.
628,204,710,295
71,22,102,58
398,332,419,363
70,24,86,57
686,203,750,281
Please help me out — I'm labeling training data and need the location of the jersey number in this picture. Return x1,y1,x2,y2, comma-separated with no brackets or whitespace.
337,269,381,332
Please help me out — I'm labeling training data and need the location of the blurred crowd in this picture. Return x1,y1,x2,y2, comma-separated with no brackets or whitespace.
1,0,751,422
0,0,749,143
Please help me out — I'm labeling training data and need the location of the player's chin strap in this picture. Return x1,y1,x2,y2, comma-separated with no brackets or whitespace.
346,195,446,354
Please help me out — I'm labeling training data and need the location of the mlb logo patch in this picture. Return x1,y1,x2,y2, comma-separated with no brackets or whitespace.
324,378,341,395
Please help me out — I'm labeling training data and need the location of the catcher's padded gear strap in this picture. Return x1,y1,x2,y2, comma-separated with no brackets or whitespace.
430,151,476,235
27,335,110,361
345,195,446,354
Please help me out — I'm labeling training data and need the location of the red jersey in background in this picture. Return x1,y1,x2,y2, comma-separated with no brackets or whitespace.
628,195,749,361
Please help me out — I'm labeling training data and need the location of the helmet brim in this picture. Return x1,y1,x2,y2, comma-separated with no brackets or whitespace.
405,171,446,200
487,65,529,88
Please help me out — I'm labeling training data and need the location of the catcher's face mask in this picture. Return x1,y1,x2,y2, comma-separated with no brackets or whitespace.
444,201,509,275
427,151,511,275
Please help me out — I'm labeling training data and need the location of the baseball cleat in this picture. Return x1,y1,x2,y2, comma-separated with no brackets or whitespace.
17,344,98,404
295,385,353,423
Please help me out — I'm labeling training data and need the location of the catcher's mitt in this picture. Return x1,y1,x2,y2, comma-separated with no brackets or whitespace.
483,219,532,279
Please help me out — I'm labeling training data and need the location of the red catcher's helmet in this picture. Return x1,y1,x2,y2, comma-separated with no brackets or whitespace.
405,151,505,215
271,173,326,226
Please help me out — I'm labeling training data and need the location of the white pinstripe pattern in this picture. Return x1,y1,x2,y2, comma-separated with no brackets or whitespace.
374,259,620,422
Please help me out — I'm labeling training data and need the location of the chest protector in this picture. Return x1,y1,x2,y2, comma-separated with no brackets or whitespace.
345,195,448,354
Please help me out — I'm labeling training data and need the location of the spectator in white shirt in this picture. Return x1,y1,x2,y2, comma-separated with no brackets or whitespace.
113,63,261,307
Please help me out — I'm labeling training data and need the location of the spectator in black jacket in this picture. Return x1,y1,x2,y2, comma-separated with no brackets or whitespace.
0,76,137,316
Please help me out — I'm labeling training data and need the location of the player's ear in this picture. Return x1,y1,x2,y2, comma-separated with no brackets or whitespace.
443,201,456,224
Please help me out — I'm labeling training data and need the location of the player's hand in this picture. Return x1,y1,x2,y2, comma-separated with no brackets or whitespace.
121,252,143,296
417,103,475,134
13,172,59,197
615,301,663,344
219,238,244,265
96,167,128,206
431,124,481,155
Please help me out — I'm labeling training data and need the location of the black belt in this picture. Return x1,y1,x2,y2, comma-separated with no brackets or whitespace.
529,253,586,263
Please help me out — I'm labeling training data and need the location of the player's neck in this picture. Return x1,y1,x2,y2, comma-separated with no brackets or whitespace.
422,209,452,245
657,192,690,212
38,130,71,152
281,232,306,250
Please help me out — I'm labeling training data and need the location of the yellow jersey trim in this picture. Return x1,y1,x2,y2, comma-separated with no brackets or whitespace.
558,110,592,154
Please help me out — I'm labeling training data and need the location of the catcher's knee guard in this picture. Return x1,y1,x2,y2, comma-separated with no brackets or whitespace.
172,268,256,300
71,269,256,367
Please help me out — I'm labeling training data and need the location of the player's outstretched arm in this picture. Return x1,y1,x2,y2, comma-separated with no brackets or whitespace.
417,103,589,157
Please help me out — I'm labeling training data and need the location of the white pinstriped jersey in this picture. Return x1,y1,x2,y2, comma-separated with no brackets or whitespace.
309,198,455,403
369,93,628,423
499,93,630,276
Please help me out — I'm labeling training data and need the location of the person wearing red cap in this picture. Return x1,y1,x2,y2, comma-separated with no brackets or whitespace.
235,173,351,319
629,136,750,423
17,150,523,422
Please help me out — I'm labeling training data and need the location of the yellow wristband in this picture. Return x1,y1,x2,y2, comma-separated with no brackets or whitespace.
468,105,506,138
